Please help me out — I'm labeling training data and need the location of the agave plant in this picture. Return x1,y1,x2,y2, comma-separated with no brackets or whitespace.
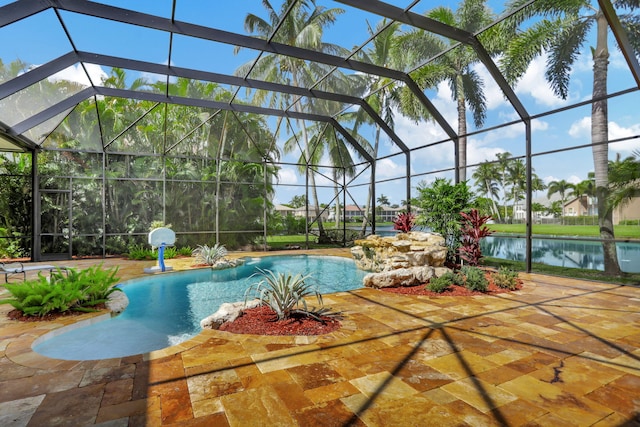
244,269,335,321
192,243,228,266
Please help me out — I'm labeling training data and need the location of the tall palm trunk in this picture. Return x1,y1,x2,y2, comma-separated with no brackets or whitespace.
456,73,467,182
485,181,501,220
300,120,325,239
592,11,621,275
360,124,381,236
333,168,340,229
291,70,325,240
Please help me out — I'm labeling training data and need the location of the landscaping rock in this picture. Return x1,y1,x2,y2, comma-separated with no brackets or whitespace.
106,290,129,314
200,299,261,329
362,266,445,289
351,231,447,273
211,257,246,270
351,231,450,289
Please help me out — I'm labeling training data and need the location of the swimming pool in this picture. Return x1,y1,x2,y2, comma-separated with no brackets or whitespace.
32,255,366,360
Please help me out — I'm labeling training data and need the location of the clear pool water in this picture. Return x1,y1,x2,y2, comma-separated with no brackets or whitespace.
32,255,366,360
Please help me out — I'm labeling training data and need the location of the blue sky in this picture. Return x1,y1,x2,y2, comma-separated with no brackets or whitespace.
2,0,639,208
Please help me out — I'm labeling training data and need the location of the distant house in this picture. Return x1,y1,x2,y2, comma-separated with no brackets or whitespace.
561,195,638,224
274,204,329,221
330,204,420,222
513,194,561,221
274,204,296,216
276,203,424,224
344,204,366,221
613,197,640,224
564,197,590,217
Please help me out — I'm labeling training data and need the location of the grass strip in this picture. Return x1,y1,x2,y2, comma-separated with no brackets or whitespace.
483,257,640,286
488,224,640,239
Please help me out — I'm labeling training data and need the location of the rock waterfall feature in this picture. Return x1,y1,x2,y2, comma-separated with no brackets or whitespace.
350,231,451,288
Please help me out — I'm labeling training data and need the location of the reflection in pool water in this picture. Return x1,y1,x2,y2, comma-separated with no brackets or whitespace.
482,236,640,273
33,255,367,360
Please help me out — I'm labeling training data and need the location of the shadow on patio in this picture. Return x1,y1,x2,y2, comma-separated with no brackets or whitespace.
0,254,638,426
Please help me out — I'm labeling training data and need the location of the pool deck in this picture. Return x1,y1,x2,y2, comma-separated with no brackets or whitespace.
1,249,639,426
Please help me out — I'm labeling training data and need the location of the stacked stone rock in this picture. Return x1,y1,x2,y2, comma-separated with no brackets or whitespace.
350,231,452,288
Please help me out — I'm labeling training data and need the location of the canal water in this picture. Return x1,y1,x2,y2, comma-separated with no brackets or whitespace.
360,225,640,273
481,236,640,273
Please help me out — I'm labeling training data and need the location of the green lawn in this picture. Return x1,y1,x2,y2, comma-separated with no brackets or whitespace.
489,223,640,239
265,234,339,249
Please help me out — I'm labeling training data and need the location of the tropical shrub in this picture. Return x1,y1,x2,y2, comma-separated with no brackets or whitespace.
414,178,475,262
393,212,416,233
323,229,360,244
192,243,228,266
458,209,493,266
0,264,121,317
125,244,155,260
162,247,178,259
451,270,466,286
492,267,520,290
460,266,489,292
177,246,193,256
426,273,453,293
244,269,336,321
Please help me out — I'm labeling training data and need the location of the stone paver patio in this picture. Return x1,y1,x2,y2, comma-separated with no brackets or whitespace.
1,249,639,426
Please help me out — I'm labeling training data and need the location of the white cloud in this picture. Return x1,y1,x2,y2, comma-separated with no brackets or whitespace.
544,174,583,185
568,116,640,154
376,158,404,178
277,168,298,185
467,142,505,166
567,175,582,184
474,62,509,111
568,117,590,138
48,63,107,86
609,121,640,140
513,55,569,108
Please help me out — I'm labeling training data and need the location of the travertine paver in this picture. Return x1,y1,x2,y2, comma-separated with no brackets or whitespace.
0,249,639,426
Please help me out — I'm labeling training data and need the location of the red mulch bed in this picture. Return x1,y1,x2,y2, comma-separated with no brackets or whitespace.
219,305,342,336
7,303,107,322
382,272,522,297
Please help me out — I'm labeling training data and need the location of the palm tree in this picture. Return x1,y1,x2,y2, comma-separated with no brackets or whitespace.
570,175,596,217
397,0,502,182
353,19,403,236
284,120,359,231
506,159,526,222
377,194,390,206
547,179,576,225
608,151,640,213
472,161,501,220
236,0,345,241
495,151,513,220
547,200,563,219
501,0,639,274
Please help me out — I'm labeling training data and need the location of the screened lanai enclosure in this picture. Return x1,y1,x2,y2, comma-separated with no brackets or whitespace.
1,0,639,273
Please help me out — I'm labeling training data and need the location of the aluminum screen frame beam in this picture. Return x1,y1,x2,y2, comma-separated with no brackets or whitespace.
1,50,405,162
10,85,375,163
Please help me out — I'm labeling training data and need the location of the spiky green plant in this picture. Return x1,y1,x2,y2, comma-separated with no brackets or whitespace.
244,269,336,321
460,266,488,292
426,273,453,293
177,246,193,256
126,244,155,260
192,243,228,266
492,267,520,290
